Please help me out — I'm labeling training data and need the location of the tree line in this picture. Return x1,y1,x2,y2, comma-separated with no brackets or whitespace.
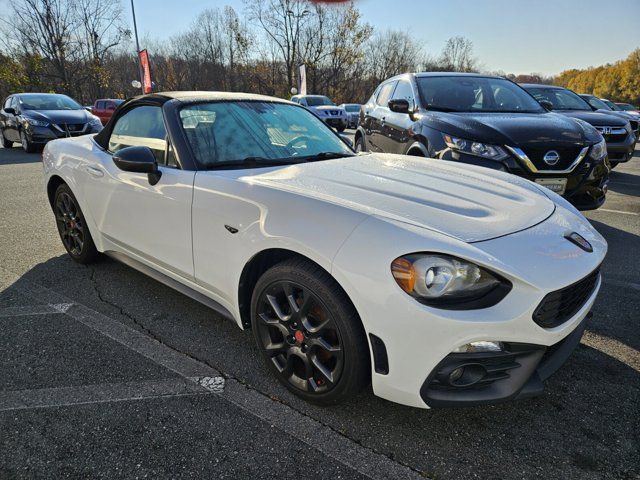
554,49,640,105
0,0,482,104
0,0,636,106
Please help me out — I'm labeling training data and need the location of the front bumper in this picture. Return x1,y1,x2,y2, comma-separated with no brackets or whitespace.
605,134,636,163
420,312,589,407
25,123,101,144
323,117,347,129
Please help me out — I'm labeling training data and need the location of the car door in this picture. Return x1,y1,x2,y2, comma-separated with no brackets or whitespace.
2,96,20,142
385,80,417,154
366,81,396,152
81,104,196,280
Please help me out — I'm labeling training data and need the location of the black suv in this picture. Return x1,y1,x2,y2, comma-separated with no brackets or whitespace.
355,73,610,210
521,84,635,168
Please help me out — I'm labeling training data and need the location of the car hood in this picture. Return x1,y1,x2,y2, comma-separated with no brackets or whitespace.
23,109,91,124
424,111,600,148
245,153,555,243
553,110,628,127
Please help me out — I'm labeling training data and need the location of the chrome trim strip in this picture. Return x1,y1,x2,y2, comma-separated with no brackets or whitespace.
505,145,589,174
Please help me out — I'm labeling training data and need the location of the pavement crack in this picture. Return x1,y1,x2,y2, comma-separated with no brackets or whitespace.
86,266,428,477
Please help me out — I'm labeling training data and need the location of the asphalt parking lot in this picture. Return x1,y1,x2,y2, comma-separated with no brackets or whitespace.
0,136,638,479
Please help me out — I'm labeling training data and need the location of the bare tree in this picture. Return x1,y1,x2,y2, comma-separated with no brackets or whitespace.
439,36,477,72
245,0,311,92
5,0,80,92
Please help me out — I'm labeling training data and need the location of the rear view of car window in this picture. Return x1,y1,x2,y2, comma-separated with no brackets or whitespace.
528,88,590,111
108,105,167,163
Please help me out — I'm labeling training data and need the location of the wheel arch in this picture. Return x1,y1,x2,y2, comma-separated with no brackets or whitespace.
237,248,364,333
406,140,429,157
46,174,67,208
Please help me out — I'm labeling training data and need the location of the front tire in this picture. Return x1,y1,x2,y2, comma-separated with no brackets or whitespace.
610,161,619,169
251,258,370,405
355,134,366,153
336,124,346,133
53,184,99,264
20,129,37,153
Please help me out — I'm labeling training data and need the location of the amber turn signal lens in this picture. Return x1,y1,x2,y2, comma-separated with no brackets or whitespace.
391,257,416,293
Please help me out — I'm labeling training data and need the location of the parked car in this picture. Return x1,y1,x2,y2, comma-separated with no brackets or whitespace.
355,73,610,210
290,94,348,131
521,84,635,167
43,91,606,408
339,103,361,128
92,98,124,125
615,102,640,114
579,94,640,139
1,93,103,153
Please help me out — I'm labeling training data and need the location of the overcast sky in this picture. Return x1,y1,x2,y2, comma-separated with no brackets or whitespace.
2,0,638,75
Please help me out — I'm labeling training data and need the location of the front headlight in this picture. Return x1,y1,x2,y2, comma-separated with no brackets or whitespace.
89,116,102,127
25,118,49,127
588,138,606,161
390,254,511,309
443,134,508,161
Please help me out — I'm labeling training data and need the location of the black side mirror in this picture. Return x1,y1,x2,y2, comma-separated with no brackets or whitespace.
539,100,553,111
339,134,353,148
4,107,16,115
388,99,411,114
112,146,162,185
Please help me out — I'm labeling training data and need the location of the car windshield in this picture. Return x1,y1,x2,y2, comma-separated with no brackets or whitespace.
416,76,544,113
582,95,610,110
617,103,637,111
343,104,360,112
526,87,591,111
305,96,334,107
600,99,619,110
18,94,82,111
179,101,353,169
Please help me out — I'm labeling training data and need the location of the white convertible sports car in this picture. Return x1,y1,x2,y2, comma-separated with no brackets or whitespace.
43,92,607,408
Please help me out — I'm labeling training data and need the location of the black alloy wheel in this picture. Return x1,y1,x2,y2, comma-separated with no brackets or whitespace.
251,258,369,404
54,184,99,264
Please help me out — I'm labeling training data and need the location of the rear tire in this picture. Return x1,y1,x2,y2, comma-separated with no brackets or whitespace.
251,258,370,405
1,130,12,148
53,184,100,264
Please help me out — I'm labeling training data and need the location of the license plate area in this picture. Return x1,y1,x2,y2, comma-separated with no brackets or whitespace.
535,178,567,194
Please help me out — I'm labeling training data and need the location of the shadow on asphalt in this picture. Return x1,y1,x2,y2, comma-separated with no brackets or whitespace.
0,147,41,165
4,250,639,479
607,169,640,196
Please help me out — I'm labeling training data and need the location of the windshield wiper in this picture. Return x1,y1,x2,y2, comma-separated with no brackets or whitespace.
297,151,355,162
208,156,303,170
424,105,459,112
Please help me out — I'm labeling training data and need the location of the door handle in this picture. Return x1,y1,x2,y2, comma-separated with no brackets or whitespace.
85,165,104,178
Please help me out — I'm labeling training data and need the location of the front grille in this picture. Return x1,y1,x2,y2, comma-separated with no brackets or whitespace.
55,123,86,135
533,268,600,328
522,146,584,170
595,126,628,143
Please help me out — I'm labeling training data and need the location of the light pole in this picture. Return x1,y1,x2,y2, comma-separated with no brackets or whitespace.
286,9,310,93
130,0,144,94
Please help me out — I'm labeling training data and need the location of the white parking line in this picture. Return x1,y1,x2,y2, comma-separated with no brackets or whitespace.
0,269,425,480
0,302,74,317
0,378,211,412
597,208,639,216
582,331,640,373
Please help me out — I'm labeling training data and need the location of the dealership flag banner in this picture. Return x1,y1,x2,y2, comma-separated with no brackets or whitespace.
139,49,153,94
299,64,307,96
